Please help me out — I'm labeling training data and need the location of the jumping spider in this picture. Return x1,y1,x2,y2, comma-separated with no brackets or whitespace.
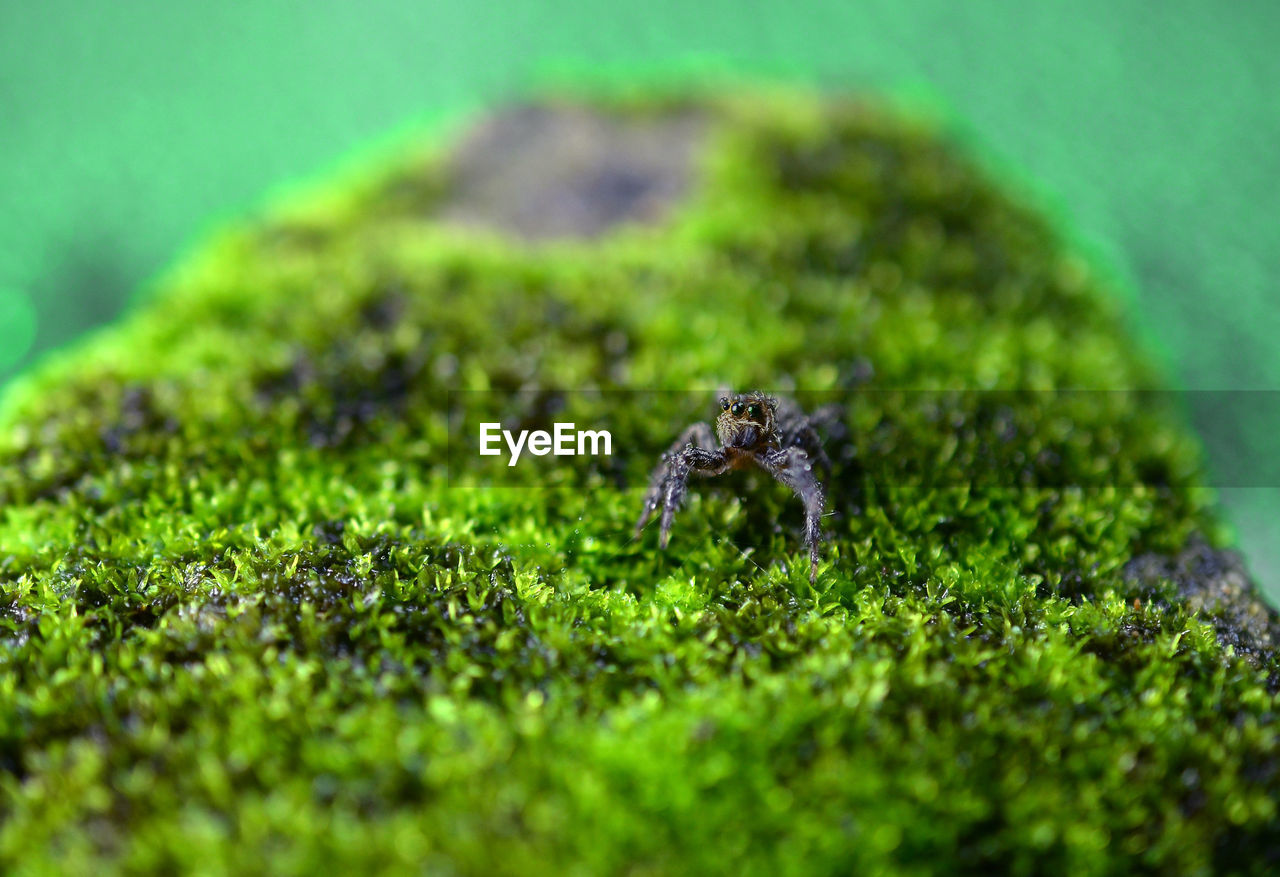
635,391,832,583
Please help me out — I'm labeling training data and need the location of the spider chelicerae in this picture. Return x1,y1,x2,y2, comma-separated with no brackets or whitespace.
635,391,833,583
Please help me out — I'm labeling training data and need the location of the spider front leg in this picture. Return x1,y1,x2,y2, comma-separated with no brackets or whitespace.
762,446,826,583
635,422,727,547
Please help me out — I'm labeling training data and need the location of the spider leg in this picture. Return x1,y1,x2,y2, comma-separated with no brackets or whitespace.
636,422,714,534
635,422,726,544
776,399,841,476
761,446,827,583
657,445,731,548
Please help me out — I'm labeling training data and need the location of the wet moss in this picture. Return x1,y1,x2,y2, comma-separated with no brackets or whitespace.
1126,540,1280,676
0,91,1276,874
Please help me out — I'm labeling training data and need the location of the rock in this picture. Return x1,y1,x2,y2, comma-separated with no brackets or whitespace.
1126,538,1280,666
436,103,706,239
0,91,1276,874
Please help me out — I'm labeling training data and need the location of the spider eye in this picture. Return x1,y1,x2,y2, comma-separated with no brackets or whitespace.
731,402,744,416
719,397,730,411
748,404,761,419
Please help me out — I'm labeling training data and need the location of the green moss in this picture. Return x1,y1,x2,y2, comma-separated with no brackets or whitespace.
1,91,1277,874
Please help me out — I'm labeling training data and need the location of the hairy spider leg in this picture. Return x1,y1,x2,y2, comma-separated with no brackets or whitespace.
635,421,723,539
762,445,826,583
658,444,731,549
776,401,838,475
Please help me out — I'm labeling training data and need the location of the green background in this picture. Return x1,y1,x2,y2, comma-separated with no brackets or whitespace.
2,1,1278,593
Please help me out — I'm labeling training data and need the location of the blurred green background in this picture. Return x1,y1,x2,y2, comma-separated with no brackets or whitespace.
3,1,1278,593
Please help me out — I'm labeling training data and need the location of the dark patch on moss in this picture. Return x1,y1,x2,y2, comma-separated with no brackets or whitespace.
358,288,406,332
1125,538,1280,668
1213,817,1280,874
0,382,180,506
99,386,175,454
436,103,707,240
258,343,429,449
312,519,347,546
1073,605,1184,675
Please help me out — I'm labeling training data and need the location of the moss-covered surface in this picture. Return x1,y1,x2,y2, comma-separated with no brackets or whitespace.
2,91,1278,874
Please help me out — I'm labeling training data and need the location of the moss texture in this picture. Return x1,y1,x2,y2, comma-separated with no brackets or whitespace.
1,91,1278,874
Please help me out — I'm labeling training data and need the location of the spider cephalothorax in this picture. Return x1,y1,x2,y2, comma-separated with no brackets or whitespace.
636,391,832,583
715,391,778,450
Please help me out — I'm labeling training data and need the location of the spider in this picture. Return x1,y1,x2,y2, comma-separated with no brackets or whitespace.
635,390,832,583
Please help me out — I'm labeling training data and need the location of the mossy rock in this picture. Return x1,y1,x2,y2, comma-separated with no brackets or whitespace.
2,91,1278,874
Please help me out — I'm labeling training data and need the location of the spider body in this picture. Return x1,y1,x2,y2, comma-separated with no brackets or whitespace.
636,391,832,583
